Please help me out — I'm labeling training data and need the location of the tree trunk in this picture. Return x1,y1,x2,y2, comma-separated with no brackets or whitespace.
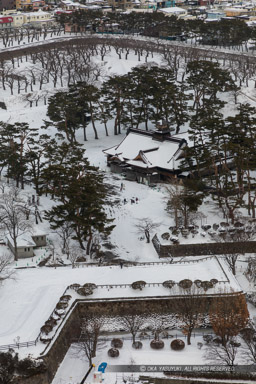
92,334,98,358
187,328,192,345
86,233,93,255
14,237,18,261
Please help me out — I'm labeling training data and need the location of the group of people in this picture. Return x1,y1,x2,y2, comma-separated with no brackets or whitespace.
120,182,140,205
123,197,139,204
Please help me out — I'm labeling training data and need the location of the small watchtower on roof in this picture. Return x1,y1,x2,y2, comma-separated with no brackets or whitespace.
153,120,172,141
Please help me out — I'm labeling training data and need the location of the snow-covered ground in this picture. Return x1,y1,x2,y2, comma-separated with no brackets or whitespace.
0,34,255,384
52,338,207,384
0,256,241,348
52,333,256,384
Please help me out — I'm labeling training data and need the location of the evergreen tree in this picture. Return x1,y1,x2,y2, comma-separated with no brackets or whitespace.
42,143,115,254
182,101,246,223
69,82,100,140
186,61,235,111
45,91,82,143
225,104,256,217
0,122,37,189
148,66,189,133
167,179,205,228
25,134,50,195
101,75,127,135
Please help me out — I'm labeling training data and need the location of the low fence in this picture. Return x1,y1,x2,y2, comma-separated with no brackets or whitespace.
0,340,37,351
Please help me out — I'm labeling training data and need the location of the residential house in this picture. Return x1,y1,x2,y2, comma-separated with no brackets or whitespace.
7,231,47,259
7,234,36,258
32,230,47,247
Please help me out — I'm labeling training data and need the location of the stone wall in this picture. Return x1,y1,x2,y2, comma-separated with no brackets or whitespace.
15,296,210,383
14,294,245,383
152,235,256,257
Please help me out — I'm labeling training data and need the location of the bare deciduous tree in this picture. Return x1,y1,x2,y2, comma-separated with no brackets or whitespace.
224,253,240,276
0,252,15,283
56,221,74,255
171,287,206,345
68,245,84,268
240,327,256,364
209,293,249,346
148,313,165,341
0,188,32,261
72,314,105,365
120,313,144,344
135,218,161,243
205,337,240,367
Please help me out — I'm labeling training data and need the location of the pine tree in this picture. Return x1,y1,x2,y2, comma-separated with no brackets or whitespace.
45,91,82,143
42,143,115,254
186,61,235,111
101,75,128,135
226,104,256,217
69,82,100,140
0,122,38,189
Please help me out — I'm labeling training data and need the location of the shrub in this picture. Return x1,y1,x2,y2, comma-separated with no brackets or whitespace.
161,232,170,240
40,334,52,344
83,283,97,290
54,308,66,316
40,324,53,335
76,256,86,262
56,302,68,310
17,358,46,376
108,348,119,357
77,287,94,296
201,224,211,231
194,279,202,288
131,281,146,290
70,283,80,290
111,338,123,348
45,318,57,327
201,281,214,291
132,341,143,349
179,279,192,289
163,280,175,289
210,279,218,285
171,339,185,351
60,295,72,302
150,340,164,349
51,313,60,321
